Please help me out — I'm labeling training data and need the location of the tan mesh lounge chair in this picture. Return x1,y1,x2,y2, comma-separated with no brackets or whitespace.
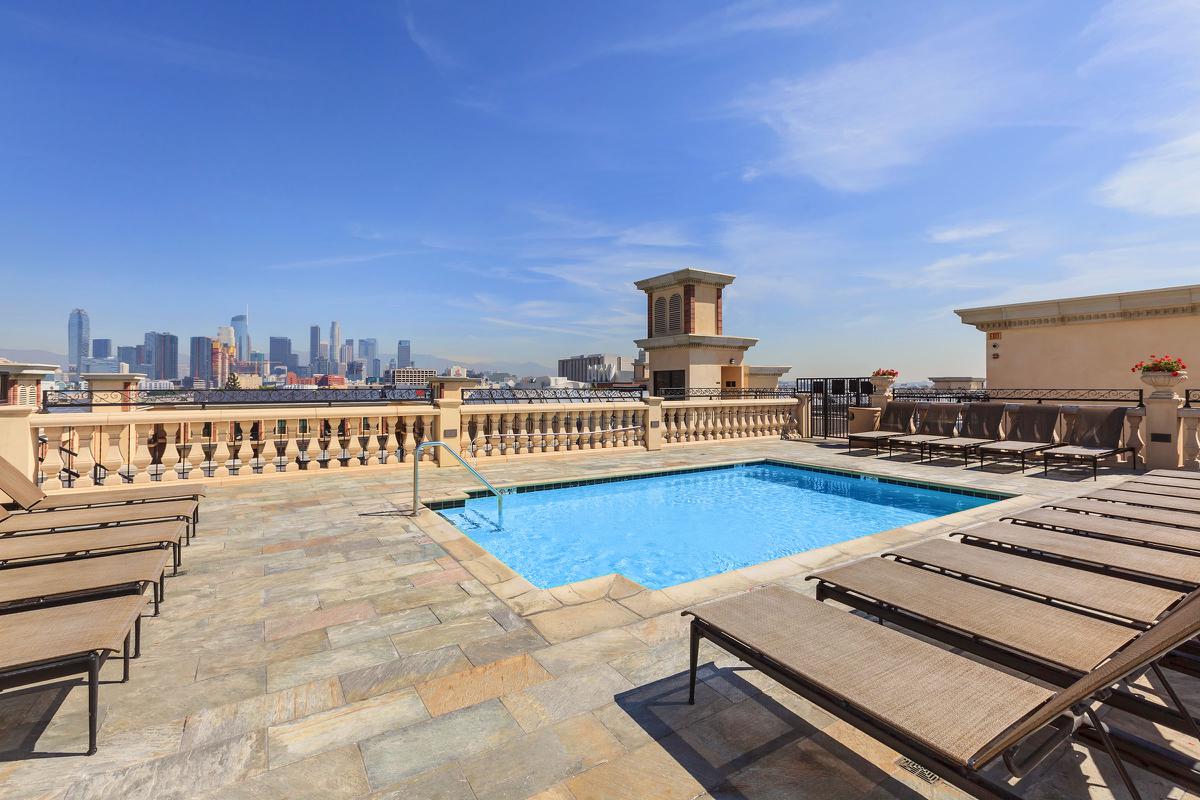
1085,488,1200,515
886,403,962,458
952,521,1200,591
1048,496,1200,530
845,400,917,454
0,499,197,539
685,583,1200,800
925,402,1006,465
1006,507,1200,554
1120,476,1200,496
0,520,187,573
1148,469,1200,481
0,454,203,523
0,548,172,616
1042,406,1137,480
977,404,1060,472
0,594,146,755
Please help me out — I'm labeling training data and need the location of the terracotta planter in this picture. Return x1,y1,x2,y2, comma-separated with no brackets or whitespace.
1139,370,1188,398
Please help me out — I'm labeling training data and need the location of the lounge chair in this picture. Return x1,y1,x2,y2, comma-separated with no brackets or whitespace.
1085,488,1200,515
0,520,187,573
845,401,917,454
1120,477,1200,497
886,403,962,459
1041,406,1137,480
1148,469,1200,481
1048,496,1200,531
925,402,1006,465
0,499,198,539
977,404,1061,472
1006,507,1200,554
0,454,204,517
0,548,173,615
0,594,146,754
952,520,1200,591
685,583,1200,800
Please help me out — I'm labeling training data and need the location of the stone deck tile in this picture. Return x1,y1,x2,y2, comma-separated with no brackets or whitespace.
501,663,636,732
179,676,344,750
266,638,399,693
266,688,429,768
416,653,553,717
263,600,377,641
339,645,473,703
526,599,641,644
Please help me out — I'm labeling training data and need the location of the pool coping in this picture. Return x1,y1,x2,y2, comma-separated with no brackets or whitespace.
413,455,1044,621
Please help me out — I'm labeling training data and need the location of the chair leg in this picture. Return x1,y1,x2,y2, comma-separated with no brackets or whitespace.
1084,707,1143,800
123,632,131,682
688,622,700,705
134,615,142,658
87,654,99,755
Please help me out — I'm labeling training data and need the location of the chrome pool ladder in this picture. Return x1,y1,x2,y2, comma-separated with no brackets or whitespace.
411,440,504,522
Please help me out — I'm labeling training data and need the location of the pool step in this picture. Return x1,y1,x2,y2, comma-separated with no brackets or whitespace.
457,507,503,533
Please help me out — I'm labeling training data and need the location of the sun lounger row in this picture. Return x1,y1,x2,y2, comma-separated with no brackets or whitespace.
847,401,1138,478
684,469,1200,798
0,455,206,755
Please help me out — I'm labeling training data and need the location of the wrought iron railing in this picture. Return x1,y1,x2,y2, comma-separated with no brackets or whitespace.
890,387,1144,405
463,387,646,404
654,387,798,400
794,377,874,396
42,385,434,410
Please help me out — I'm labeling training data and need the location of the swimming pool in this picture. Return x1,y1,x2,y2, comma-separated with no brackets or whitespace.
437,462,998,590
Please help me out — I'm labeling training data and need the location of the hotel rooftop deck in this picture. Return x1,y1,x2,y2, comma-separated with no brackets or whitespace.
1,439,1197,800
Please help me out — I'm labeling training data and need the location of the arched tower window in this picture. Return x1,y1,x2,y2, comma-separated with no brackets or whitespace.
653,297,667,335
668,293,682,332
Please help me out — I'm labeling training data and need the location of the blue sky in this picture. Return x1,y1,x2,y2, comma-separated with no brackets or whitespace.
2,1,1199,377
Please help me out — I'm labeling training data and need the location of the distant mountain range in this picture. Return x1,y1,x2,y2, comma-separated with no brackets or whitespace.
0,348,554,377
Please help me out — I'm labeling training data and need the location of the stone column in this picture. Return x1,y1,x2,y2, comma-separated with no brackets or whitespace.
1144,387,1184,469
433,399,461,468
0,406,37,501
82,373,146,412
642,396,664,451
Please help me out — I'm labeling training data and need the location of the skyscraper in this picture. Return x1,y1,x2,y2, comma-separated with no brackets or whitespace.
92,339,112,359
309,325,321,368
68,309,90,374
357,339,377,362
231,314,250,362
397,340,411,369
329,321,341,368
143,332,179,380
189,336,214,382
269,337,292,370
117,345,139,369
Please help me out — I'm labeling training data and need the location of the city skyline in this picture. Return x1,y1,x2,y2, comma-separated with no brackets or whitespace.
4,2,1200,379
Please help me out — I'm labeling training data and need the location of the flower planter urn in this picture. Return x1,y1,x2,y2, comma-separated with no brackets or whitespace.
1139,370,1188,399
869,375,896,396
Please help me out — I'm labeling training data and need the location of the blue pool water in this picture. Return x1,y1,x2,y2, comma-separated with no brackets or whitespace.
437,463,996,590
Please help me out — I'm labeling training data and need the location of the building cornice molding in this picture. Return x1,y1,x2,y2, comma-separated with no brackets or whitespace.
955,284,1200,331
634,334,757,350
747,365,791,375
634,268,736,292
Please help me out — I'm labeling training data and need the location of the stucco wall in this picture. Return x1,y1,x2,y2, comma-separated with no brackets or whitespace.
986,316,1199,389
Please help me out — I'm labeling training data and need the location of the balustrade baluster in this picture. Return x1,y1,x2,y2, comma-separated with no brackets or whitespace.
420,414,437,461
1182,415,1200,471
182,423,202,479
515,412,528,455
130,423,153,483
300,418,318,470
73,426,97,488
280,419,298,472
1126,413,1146,469
363,417,380,465
159,423,181,481
39,426,66,490
100,425,124,485
400,415,415,462
211,422,231,477
470,414,485,458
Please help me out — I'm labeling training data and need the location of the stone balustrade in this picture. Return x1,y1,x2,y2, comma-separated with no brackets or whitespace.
660,399,797,444
458,402,646,460
30,404,439,490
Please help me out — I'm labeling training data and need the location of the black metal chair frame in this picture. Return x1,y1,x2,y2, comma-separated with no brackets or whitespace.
1043,445,1139,481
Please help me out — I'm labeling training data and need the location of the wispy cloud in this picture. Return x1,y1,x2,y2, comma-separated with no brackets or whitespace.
927,222,1009,243
4,9,287,78
735,29,1022,191
403,10,458,73
264,251,408,271
1096,133,1200,216
609,1,835,54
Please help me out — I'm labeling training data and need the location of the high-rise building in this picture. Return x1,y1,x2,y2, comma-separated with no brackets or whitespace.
210,340,235,388
116,345,138,369
92,338,112,359
143,332,179,381
68,309,90,374
309,325,321,368
357,338,377,362
329,321,342,368
397,340,412,368
269,337,292,370
81,356,125,373
231,314,250,362
190,336,214,381
339,341,353,368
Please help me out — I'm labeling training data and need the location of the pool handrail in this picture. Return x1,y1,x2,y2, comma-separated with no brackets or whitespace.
412,440,503,520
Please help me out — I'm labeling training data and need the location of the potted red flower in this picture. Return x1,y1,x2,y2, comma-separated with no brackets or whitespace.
870,368,899,395
1131,354,1188,397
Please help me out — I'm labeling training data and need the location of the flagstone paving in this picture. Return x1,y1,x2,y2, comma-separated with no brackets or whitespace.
0,438,1196,798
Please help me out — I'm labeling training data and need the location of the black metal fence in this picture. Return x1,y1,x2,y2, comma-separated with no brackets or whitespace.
794,377,873,438
463,387,646,404
654,387,797,400
42,385,434,410
890,387,1144,406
